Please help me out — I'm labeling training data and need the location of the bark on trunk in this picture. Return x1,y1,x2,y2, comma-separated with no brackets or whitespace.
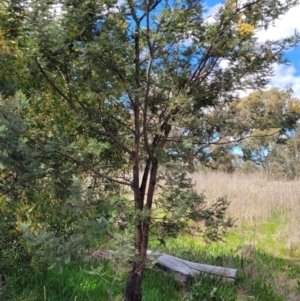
124,157,157,301
124,261,144,301
124,100,171,299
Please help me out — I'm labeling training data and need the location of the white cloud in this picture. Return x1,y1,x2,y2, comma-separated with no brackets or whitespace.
256,5,300,42
219,59,230,69
255,4,300,97
269,64,300,97
256,4,300,97
203,3,223,24
235,63,300,98
204,1,300,41
49,4,62,18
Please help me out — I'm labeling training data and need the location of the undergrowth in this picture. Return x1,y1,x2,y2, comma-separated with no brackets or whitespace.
2,172,300,300
3,225,300,301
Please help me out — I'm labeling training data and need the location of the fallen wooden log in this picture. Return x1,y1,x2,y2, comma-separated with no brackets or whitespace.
91,250,238,284
147,250,237,283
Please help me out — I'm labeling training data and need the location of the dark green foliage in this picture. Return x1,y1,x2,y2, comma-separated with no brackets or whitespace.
155,169,234,242
0,94,117,273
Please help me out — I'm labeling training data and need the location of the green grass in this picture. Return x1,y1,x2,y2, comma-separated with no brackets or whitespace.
148,215,300,301
3,209,300,301
2,260,184,301
4,262,118,301
4,238,299,301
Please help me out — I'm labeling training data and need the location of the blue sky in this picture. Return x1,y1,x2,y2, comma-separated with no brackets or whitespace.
205,0,300,96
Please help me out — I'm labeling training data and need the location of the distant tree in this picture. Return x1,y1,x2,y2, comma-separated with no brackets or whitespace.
238,160,260,174
265,126,300,179
186,88,300,175
228,88,300,178
207,139,236,173
1,0,300,300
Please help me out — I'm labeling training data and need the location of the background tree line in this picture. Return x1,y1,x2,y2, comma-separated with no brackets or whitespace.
194,87,300,179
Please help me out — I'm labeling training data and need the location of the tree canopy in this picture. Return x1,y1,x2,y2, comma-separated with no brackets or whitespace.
1,0,300,300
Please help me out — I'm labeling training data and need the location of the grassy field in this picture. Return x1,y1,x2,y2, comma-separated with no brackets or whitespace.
190,171,300,258
2,171,300,300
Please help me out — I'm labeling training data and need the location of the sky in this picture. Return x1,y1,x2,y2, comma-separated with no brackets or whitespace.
205,0,300,97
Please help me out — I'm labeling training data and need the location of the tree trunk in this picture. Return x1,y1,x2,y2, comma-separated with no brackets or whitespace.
124,261,144,301
188,151,195,173
124,157,158,300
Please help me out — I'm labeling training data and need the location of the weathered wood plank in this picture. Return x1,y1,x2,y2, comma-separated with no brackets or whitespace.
91,249,238,284
147,250,237,283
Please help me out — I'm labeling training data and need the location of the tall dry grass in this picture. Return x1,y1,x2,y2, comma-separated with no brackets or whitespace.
189,171,300,255
189,171,299,221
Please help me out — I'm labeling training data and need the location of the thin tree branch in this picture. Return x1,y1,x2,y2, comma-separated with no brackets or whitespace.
56,150,133,187
35,58,78,111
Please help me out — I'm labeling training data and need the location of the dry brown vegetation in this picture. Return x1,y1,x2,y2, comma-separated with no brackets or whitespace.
189,171,300,257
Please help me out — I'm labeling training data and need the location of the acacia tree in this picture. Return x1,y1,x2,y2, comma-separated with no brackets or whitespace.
3,0,300,300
